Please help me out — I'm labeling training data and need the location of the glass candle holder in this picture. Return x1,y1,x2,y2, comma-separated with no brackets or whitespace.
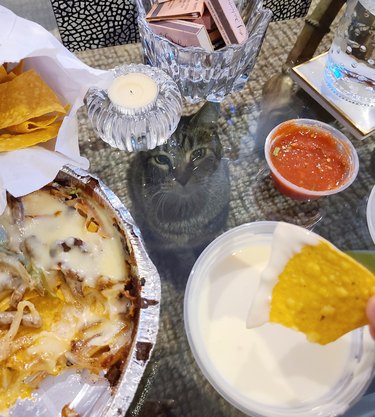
85,64,182,152
136,0,272,104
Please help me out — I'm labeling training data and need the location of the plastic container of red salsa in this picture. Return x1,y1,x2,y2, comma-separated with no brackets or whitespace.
264,119,359,201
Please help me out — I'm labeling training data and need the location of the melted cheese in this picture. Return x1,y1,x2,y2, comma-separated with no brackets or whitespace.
0,272,11,289
0,186,137,414
22,192,126,287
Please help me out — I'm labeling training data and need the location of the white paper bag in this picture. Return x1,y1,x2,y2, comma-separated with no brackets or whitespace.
0,6,114,214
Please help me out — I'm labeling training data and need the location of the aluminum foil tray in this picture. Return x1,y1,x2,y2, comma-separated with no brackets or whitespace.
4,166,161,417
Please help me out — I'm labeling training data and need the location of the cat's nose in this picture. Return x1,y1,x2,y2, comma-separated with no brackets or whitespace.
173,167,192,186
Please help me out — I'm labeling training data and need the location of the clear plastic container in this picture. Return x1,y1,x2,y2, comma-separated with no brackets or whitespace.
264,119,359,201
184,221,375,417
366,185,375,245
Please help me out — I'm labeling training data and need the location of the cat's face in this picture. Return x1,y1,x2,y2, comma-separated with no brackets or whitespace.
138,121,224,223
146,119,222,181
128,102,230,253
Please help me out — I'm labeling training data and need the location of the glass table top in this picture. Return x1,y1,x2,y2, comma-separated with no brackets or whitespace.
2,2,375,416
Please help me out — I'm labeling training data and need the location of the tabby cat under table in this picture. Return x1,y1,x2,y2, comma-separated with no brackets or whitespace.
128,102,230,280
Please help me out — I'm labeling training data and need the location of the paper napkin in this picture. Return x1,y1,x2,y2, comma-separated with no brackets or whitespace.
0,6,114,214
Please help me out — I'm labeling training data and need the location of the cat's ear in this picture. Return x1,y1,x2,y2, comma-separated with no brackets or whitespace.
177,115,192,130
190,102,220,127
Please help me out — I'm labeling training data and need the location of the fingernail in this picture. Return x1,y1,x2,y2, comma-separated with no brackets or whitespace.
366,295,375,321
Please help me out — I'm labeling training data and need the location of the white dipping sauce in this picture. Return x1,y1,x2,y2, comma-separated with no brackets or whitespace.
196,244,351,407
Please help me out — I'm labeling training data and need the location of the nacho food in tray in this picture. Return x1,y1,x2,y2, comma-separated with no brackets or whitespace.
0,175,143,412
247,222,375,345
0,62,67,152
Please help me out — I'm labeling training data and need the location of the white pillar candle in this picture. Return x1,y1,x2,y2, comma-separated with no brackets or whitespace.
108,73,158,110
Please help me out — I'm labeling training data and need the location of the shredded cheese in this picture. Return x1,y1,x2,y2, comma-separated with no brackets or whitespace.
0,184,138,413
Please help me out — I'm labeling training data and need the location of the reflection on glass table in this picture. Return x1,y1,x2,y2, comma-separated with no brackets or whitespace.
3,2,375,417
123,91,375,417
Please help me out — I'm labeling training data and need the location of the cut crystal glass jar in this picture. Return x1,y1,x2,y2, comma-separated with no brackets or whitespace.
136,0,272,104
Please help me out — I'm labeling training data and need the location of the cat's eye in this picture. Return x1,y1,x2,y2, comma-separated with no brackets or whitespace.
154,155,171,166
191,148,206,161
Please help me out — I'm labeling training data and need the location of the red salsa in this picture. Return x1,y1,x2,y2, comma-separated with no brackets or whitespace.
269,122,351,192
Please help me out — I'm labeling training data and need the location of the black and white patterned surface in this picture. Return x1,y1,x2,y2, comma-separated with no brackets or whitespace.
50,0,312,51
50,0,139,51
264,0,312,21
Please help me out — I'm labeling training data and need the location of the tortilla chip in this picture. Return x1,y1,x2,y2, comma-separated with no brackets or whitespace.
10,60,25,76
0,63,67,152
0,66,16,84
0,65,8,82
7,114,60,133
269,233,375,345
4,73,16,82
0,69,66,129
0,121,62,152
